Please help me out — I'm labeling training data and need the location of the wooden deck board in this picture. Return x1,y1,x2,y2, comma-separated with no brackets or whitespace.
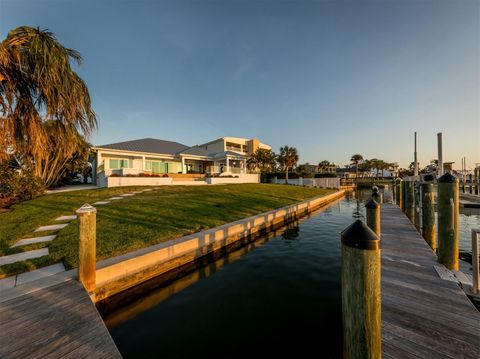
0,279,121,359
381,204,480,359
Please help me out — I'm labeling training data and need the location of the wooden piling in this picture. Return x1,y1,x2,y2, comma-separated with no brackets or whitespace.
437,173,459,270
366,199,381,236
395,178,403,209
341,220,381,359
470,174,474,194
404,180,415,223
421,182,436,251
414,181,421,232
76,203,97,292
472,229,479,295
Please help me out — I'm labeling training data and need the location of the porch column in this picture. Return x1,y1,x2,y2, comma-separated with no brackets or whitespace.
243,158,247,174
142,156,146,171
181,156,186,174
226,157,230,173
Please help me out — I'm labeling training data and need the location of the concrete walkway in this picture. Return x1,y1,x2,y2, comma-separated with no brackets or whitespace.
46,184,99,194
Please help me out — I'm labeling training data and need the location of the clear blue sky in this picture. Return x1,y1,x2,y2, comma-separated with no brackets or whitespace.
1,0,479,169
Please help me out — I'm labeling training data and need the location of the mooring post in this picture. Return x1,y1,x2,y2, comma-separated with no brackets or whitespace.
395,178,403,209
470,174,474,194
76,204,97,292
472,229,480,295
299,177,303,186
437,173,459,270
421,182,436,251
341,220,381,359
274,176,278,184
371,186,382,204
414,181,421,232
405,180,415,223
366,199,381,236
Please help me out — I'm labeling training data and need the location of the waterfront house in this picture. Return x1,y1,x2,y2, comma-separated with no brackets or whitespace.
91,137,271,186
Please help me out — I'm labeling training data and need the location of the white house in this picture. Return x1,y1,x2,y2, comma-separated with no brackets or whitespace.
91,137,271,187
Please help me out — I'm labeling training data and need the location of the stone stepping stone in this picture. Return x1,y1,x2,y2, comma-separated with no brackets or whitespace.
108,197,124,200
16,263,65,286
0,276,16,290
34,223,69,232
93,201,110,205
11,235,56,248
120,193,135,197
132,191,143,194
0,248,49,266
55,215,77,221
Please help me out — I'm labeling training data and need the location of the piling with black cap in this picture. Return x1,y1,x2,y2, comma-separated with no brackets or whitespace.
341,220,381,358
395,178,403,209
421,181,436,251
371,186,382,204
414,181,421,232
404,180,415,223
437,172,459,270
366,199,381,236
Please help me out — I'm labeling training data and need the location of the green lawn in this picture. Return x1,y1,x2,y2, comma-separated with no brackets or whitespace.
0,184,334,277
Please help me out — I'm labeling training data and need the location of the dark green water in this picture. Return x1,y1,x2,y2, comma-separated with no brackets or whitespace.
105,189,478,358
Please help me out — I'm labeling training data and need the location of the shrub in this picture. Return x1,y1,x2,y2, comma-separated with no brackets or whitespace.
0,165,45,204
162,174,169,177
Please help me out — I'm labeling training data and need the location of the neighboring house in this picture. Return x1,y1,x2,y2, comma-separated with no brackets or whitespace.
297,162,336,175
91,137,271,186
336,167,356,179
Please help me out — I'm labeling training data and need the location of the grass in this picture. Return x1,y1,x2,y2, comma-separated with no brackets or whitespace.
0,184,334,277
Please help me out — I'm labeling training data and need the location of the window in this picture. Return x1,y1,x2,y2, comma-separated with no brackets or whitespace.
109,159,129,169
146,160,170,173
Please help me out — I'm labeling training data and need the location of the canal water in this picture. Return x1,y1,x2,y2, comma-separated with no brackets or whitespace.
104,189,479,359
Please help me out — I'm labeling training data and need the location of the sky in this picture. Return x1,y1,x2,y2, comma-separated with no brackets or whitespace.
1,0,479,169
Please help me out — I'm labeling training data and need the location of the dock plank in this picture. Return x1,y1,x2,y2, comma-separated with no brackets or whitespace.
381,204,480,359
0,279,121,358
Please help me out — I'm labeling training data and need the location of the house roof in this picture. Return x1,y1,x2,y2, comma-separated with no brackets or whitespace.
178,146,212,157
94,138,189,155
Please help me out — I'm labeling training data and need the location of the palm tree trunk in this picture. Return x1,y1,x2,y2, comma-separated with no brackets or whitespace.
285,168,289,184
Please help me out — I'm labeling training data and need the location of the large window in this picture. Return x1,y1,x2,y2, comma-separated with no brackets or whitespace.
109,159,129,169
146,160,171,173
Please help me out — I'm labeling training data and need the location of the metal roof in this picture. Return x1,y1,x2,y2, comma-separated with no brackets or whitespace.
94,138,189,155
178,146,212,157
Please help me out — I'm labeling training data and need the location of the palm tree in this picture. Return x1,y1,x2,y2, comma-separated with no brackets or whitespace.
278,145,299,184
0,26,96,183
350,154,363,182
247,149,277,173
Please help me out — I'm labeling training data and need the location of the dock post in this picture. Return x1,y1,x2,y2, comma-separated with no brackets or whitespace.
76,204,97,292
470,174,474,194
395,178,403,209
472,229,480,294
405,180,415,224
274,176,278,184
371,186,382,204
341,220,381,359
414,181,421,232
299,177,303,186
421,182,436,251
437,173,459,270
476,168,479,195
366,199,381,236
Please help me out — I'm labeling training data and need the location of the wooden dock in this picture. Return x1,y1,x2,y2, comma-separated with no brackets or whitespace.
0,275,121,359
381,204,480,359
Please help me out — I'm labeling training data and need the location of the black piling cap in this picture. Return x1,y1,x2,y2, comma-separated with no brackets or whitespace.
438,172,458,183
423,174,435,182
372,186,379,193
341,220,380,250
365,199,380,209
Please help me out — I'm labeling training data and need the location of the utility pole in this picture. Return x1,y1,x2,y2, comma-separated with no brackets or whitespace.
414,132,418,177
437,132,443,176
